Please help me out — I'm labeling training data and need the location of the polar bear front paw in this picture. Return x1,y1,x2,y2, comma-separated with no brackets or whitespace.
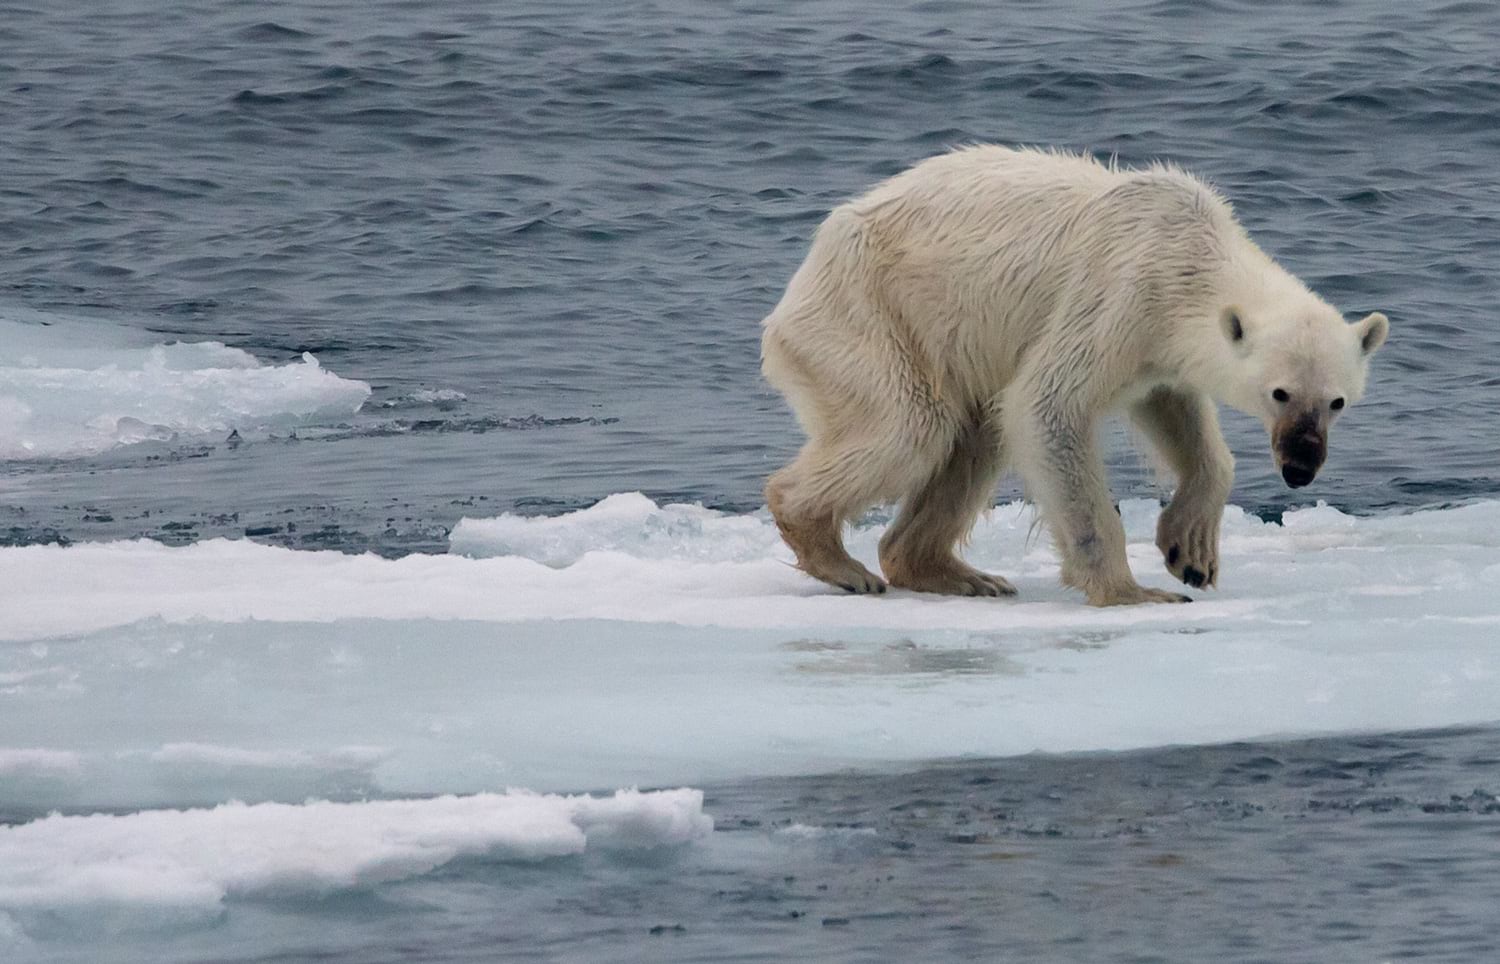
1155,503,1221,589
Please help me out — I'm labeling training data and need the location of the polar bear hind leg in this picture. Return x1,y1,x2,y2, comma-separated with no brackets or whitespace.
763,353,963,594
765,426,933,594
878,406,1016,597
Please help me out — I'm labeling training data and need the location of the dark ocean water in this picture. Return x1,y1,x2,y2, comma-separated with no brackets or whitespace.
2,0,1499,550
5,1,1500,961
37,728,1500,964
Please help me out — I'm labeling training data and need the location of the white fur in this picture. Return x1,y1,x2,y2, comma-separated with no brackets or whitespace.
761,145,1388,605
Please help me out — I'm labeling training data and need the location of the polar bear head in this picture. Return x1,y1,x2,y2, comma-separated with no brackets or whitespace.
1215,300,1388,489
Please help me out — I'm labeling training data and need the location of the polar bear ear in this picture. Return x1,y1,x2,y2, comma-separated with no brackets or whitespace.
1219,307,1247,348
1353,311,1389,357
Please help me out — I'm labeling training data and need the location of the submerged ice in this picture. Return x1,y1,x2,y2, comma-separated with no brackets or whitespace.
0,315,370,459
4,493,1500,941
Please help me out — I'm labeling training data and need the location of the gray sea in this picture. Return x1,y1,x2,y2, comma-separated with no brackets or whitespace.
3,0,1500,960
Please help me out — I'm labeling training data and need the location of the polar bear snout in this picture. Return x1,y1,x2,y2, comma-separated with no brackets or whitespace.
1273,411,1327,488
1281,462,1317,488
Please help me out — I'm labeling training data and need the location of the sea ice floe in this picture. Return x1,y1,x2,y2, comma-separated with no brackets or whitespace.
7,495,1500,641
0,315,370,459
2,494,1499,805
0,748,82,777
0,788,709,928
144,742,388,770
449,491,781,566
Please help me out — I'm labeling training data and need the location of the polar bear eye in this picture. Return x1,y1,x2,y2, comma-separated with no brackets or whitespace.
1271,388,1290,403
1330,397,1345,411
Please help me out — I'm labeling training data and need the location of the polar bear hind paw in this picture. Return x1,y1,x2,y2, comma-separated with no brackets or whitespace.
822,561,888,595
887,560,1017,597
1083,581,1193,606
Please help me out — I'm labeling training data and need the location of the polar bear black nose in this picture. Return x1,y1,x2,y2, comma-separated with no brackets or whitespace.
1275,411,1326,489
1282,464,1316,488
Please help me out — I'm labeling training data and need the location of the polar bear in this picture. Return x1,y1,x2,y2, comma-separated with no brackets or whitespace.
761,145,1388,605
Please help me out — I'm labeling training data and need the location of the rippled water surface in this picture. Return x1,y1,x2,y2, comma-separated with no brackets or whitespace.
3,0,1499,548
19,728,1500,963
4,1,1500,960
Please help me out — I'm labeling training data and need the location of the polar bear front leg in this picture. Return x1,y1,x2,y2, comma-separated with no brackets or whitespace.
1129,386,1233,589
1007,389,1191,607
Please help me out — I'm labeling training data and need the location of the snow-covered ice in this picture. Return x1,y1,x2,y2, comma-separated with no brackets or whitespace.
6,494,1500,792
0,788,709,930
449,491,780,566
3,492,1499,940
0,315,370,458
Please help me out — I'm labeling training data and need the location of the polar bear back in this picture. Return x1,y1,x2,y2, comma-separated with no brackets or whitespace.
762,145,1255,414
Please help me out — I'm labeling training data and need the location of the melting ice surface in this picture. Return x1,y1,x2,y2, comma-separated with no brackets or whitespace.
0,315,370,459
4,493,1500,946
